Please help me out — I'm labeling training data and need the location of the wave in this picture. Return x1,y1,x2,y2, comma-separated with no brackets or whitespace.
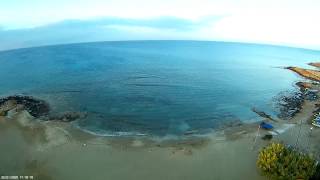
72,123,148,137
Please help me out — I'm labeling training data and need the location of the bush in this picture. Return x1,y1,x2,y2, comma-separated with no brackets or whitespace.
257,143,317,179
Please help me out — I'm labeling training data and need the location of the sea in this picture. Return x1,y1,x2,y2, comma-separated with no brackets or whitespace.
0,41,319,137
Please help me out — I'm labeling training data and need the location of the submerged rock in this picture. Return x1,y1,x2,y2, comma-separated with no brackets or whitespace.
48,111,87,122
251,108,276,122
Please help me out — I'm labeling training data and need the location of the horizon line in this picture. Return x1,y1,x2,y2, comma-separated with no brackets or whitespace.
1,39,320,53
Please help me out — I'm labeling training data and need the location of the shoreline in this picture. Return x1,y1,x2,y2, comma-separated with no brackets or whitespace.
1,62,320,179
1,99,317,180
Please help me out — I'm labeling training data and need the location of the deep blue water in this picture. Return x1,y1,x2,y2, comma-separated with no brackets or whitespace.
0,41,319,136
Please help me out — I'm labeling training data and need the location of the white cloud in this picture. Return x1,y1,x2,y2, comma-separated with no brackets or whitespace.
207,11,320,48
1,0,320,49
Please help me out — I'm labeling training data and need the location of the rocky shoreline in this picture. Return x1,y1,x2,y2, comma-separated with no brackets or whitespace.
259,62,320,121
286,66,320,82
0,95,86,123
0,95,50,118
1,62,320,140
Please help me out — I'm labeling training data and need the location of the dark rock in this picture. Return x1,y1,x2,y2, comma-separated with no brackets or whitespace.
0,95,50,118
275,91,304,119
276,87,319,119
49,111,87,122
214,118,244,130
296,82,312,91
251,108,276,121
0,99,17,116
304,90,319,101
261,134,273,140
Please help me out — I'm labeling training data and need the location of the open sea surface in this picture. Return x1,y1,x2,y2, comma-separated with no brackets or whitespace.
0,41,319,136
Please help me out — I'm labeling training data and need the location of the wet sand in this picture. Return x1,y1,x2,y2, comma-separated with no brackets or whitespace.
0,115,262,180
1,98,319,180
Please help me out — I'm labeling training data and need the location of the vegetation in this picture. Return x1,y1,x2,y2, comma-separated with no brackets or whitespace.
257,143,317,180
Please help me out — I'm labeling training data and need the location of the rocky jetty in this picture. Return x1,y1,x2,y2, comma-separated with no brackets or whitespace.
308,62,320,68
251,108,276,122
279,62,320,119
286,67,320,82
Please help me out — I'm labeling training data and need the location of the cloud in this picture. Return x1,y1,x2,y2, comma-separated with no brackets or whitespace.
0,16,222,51
1,13,320,51
0,0,231,29
1,0,320,50
47,16,212,31
209,12,320,49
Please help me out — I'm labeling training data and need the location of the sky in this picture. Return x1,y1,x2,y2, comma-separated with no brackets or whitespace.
0,0,320,50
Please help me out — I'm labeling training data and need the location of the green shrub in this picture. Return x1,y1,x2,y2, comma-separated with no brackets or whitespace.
257,143,317,179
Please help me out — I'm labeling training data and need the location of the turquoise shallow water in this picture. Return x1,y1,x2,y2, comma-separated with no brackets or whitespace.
0,41,319,136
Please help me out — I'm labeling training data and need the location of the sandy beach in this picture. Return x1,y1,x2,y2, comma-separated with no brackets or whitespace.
1,96,319,180
1,0,320,178
1,62,320,180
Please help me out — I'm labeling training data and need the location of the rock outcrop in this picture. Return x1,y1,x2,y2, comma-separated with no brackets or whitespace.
0,95,85,123
0,95,50,118
286,66,320,82
296,82,313,91
276,92,304,119
308,62,320,68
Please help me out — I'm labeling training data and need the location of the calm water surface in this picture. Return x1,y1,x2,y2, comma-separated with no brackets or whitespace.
0,41,319,136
